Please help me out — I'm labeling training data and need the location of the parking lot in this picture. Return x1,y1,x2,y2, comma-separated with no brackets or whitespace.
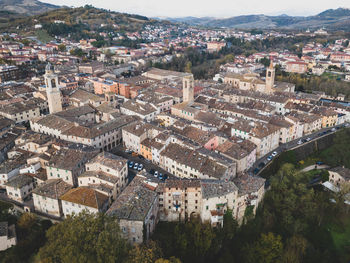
109,145,177,183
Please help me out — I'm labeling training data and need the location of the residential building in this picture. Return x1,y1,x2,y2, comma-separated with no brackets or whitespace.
106,176,158,244
0,222,16,251
78,152,128,200
60,187,109,217
5,174,34,202
32,179,73,217
329,167,350,187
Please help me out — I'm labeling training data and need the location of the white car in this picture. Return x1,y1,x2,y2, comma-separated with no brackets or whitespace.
297,140,303,145
154,171,159,177
271,151,278,157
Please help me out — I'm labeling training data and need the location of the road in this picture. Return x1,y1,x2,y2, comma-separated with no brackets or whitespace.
301,164,329,172
248,123,349,176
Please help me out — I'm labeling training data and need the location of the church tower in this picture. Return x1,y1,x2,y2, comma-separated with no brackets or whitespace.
183,74,194,103
45,63,62,114
265,61,275,94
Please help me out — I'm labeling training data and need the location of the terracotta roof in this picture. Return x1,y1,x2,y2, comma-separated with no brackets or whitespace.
60,187,108,209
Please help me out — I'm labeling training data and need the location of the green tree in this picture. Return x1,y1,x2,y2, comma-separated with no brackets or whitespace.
58,44,66,52
244,232,283,263
38,212,128,263
127,241,163,263
283,235,308,263
185,61,192,73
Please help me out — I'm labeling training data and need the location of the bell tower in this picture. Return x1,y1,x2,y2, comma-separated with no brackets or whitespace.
265,61,275,94
183,74,194,103
45,63,62,114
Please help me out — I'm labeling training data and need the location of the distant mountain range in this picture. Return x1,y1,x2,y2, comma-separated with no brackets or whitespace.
2,1,350,32
163,8,350,30
0,0,59,15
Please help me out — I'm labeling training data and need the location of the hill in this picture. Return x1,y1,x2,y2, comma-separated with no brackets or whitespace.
0,5,158,36
170,8,350,31
0,0,59,15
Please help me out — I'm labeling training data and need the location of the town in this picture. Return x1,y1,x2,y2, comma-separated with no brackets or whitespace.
0,3,350,262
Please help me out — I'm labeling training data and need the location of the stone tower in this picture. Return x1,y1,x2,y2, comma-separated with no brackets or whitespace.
182,74,194,103
265,61,275,94
45,63,62,114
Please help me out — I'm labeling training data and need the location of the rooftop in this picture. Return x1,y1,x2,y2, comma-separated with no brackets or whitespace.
106,176,157,221
60,187,109,209
32,179,73,199
232,174,265,196
6,174,33,188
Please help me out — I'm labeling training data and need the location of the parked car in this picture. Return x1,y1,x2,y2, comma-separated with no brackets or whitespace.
271,151,278,157
331,128,336,132
253,168,260,175
149,169,155,175
267,156,273,161
306,137,311,142
138,155,145,160
159,173,163,179
133,163,139,170
128,161,134,168
163,174,168,180
316,161,324,165
138,163,143,171
125,149,132,154
154,171,159,177
297,140,303,145
318,133,323,136
258,162,265,168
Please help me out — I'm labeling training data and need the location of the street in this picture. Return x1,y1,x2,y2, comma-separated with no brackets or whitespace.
248,123,349,176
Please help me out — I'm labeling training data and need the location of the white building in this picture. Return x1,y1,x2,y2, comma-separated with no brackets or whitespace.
0,222,17,251
5,174,34,202
78,152,128,200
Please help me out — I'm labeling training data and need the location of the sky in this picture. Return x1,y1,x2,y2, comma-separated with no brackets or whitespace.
41,0,350,18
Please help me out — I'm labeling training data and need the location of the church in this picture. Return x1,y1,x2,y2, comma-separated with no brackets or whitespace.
223,62,295,94
44,63,63,114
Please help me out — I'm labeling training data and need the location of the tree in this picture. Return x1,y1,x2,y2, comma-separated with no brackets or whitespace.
259,57,271,67
155,257,182,263
283,235,308,263
1,213,52,263
185,61,192,73
222,209,238,240
244,232,284,263
38,212,128,263
70,48,85,57
58,44,66,52
127,241,163,263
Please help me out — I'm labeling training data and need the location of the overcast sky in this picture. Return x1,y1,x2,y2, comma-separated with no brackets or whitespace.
41,0,350,18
